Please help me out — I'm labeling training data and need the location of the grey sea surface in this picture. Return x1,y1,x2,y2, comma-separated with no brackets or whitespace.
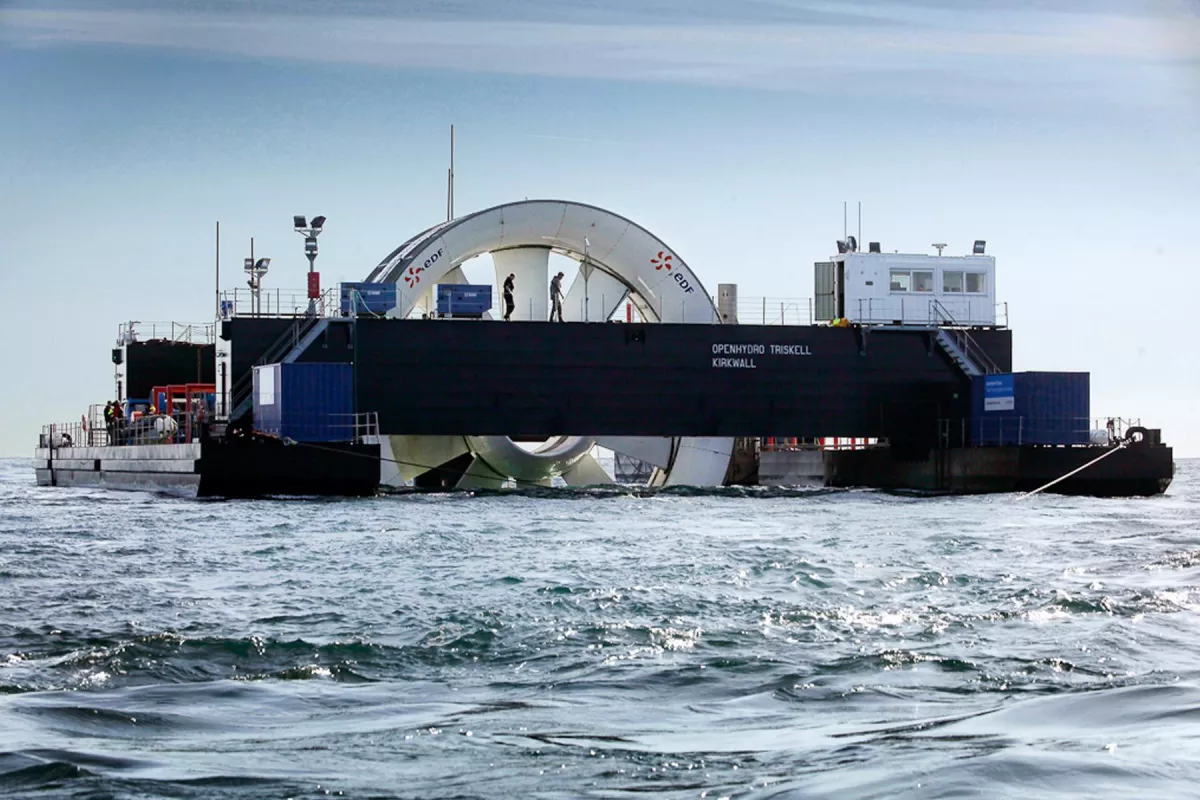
1,457,1198,798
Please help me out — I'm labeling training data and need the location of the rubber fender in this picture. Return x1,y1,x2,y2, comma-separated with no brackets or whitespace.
1125,426,1148,445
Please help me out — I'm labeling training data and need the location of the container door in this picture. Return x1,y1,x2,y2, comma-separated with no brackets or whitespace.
814,262,835,321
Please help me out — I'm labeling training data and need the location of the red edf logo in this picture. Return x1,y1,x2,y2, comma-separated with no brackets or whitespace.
653,250,697,294
404,247,444,288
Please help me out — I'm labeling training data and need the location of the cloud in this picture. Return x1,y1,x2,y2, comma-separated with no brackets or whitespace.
1,4,1197,105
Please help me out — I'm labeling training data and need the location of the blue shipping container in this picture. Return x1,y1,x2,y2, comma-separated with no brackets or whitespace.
340,282,397,316
253,362,354,442
436,284,492,317
970,371,1090,446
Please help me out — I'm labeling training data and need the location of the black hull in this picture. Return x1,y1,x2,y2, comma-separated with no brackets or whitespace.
1013,444,1174,497
196,439,379,498
826,443,1173,497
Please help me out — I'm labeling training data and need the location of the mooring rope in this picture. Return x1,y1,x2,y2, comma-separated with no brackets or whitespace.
1017,439,1129,500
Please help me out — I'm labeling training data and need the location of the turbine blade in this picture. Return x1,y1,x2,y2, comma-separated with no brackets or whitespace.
594,436,673,468
455,455,507,489
663,437,734,487
381,435,470,486
494,247,551,321
561,453,615,486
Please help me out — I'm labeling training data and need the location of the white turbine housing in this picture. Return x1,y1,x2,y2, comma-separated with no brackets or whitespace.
366,200,735,489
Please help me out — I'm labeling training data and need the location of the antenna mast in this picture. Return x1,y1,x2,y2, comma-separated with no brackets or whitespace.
214,221,220,319
446,124,455,222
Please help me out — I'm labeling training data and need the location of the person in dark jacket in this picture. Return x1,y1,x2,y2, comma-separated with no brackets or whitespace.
549,271,565,322
103,401,115,443
502,273,515,321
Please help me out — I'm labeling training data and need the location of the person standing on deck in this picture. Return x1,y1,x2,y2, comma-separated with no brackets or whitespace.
502,273,515,321
549,271,565,322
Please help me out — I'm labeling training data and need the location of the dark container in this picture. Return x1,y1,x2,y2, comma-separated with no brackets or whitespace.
436,284,492,317
971,371,1090,446
340,282,397,316
253,362,354,442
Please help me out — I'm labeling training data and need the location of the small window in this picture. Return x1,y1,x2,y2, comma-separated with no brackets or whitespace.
889,270,911,292
965,272,986,293
943,271,964,293
913,271,934,292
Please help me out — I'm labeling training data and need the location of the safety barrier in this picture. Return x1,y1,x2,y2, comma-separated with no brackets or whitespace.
254,411,380,444
936,416,1141,449
117,321,215,346
219,287,343,319
760,437,881,451
40,412,197,449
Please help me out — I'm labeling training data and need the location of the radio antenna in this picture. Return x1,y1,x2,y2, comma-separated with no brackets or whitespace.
446,124,455,222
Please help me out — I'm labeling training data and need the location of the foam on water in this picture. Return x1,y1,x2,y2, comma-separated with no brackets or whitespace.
1,457,1198,798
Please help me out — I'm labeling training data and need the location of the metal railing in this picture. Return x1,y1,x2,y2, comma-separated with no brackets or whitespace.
760,436,883,451
117,321,215,346
39,409,209,449
931,300,1001,375
842,298,1008,327
219,287,343,319
734,298,814,326
255,411,380,444
226,314,329,420
936,416,1140,449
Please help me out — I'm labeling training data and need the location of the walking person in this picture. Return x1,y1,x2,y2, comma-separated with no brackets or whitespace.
502,273,515,321
103,401,116,444
549,271,565,322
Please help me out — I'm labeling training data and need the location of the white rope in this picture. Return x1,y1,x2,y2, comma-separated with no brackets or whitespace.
1017,440,1128,500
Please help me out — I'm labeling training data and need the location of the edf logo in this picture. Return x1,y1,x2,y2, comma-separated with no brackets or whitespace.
651,251,696,294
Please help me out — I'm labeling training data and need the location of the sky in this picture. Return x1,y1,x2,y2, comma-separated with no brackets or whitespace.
1,0,1198,456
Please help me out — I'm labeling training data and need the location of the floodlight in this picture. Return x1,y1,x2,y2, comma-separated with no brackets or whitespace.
310,215,326,231
868,242,881,253
973,240,986,255
255,257,270,272
836,240,847,254
293,215,307,230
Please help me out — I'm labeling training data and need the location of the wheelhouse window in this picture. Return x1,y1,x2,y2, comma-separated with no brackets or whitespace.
889,270,911,292
913,271,934,292
942,270,986,293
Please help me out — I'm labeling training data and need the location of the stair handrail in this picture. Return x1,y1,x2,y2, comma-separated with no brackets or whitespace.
226,314,325,419
930,299,1001,375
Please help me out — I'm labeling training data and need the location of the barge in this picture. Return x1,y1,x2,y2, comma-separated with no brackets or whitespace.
34,199,1173,497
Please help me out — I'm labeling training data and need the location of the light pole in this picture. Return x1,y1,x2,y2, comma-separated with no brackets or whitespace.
583,237,590,323
244,255,270,316
294,215,326,314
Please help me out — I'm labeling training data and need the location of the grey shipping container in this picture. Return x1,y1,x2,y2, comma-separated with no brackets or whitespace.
970,371,1090,446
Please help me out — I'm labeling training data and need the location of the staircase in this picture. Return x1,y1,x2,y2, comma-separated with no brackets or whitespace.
228,316,332,421
931,300,1000,377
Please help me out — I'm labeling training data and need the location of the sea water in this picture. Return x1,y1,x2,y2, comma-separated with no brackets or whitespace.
1,457,1198,798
